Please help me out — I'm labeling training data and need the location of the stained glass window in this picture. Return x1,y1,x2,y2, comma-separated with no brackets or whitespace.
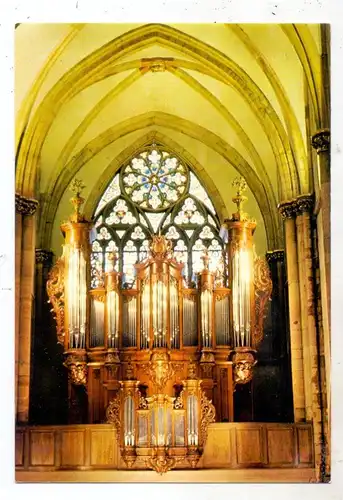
91,144,226,288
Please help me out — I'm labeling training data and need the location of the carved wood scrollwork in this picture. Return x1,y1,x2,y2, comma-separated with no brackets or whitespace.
253,255,272,347
141,352,174,392
46,257,65,345
106,394,121,442
148,454,176,475
200,391,216,446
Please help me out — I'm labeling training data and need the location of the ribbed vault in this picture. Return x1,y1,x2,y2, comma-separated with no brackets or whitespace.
15,22,324,256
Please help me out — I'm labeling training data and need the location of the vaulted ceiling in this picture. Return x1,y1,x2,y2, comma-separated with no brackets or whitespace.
15,23,324,256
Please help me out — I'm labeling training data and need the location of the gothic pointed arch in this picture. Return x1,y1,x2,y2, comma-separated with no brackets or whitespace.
90,142,227,289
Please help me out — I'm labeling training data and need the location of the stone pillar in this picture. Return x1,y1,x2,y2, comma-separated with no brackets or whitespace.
297,195,323,480
278,201,306,422
280,194,325,481
295,205,313,421
15,194,38,424
15,211,22,415
311,130,330,417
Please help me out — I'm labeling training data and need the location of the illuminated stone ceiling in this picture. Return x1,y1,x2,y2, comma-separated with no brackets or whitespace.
15,23,324,255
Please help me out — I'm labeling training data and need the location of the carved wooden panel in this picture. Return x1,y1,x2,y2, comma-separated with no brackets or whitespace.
90,429,117,466
30,431,55,466
266,428,294,465
15,431,24,466
236,428,263,465
202,425,232,467
61,430,85,466
297,426,313,465
15,423,314,473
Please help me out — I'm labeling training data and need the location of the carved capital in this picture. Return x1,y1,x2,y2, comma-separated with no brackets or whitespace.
278,200,298,219
265,249,285,264
35,249,54,265
296,194,314,214
278,194,314,219
15,193,38,215
311,129,330,154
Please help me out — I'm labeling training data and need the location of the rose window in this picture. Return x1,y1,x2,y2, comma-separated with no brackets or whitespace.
91,144,226,289
122,149,188,211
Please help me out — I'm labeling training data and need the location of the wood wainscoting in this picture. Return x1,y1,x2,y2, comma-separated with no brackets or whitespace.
15,422,316,483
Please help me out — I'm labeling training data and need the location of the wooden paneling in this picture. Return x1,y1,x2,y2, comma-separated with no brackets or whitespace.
61,430,85,466
236,427,264,465
202,425,232,467
15,431,24,466
90,429,117,466
30,431,55,466
297,426,313,465
267,428,294,466
15,422,314,476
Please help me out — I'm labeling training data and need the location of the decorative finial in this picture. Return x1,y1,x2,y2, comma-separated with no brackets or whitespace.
69,178,86,222
231,177,248,221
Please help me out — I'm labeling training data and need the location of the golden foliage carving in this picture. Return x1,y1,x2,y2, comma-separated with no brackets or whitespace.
46,257,65,345
106,395,121,443
200,391,216,446
253,256,272,347
148,455,176,475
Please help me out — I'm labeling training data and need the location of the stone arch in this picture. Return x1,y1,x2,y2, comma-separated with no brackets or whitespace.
16,23,300,201
40,116,281,251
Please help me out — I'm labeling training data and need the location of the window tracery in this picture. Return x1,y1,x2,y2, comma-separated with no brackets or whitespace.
91,145,226,289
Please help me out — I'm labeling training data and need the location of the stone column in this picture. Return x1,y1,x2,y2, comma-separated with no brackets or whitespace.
295,204,313,421
297,195,323,480
15,211,22,415
278,201,306,422
311,130,330,418
15,194,38,424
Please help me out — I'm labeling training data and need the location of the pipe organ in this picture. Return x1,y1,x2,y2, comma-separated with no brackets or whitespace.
47,177,272,473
